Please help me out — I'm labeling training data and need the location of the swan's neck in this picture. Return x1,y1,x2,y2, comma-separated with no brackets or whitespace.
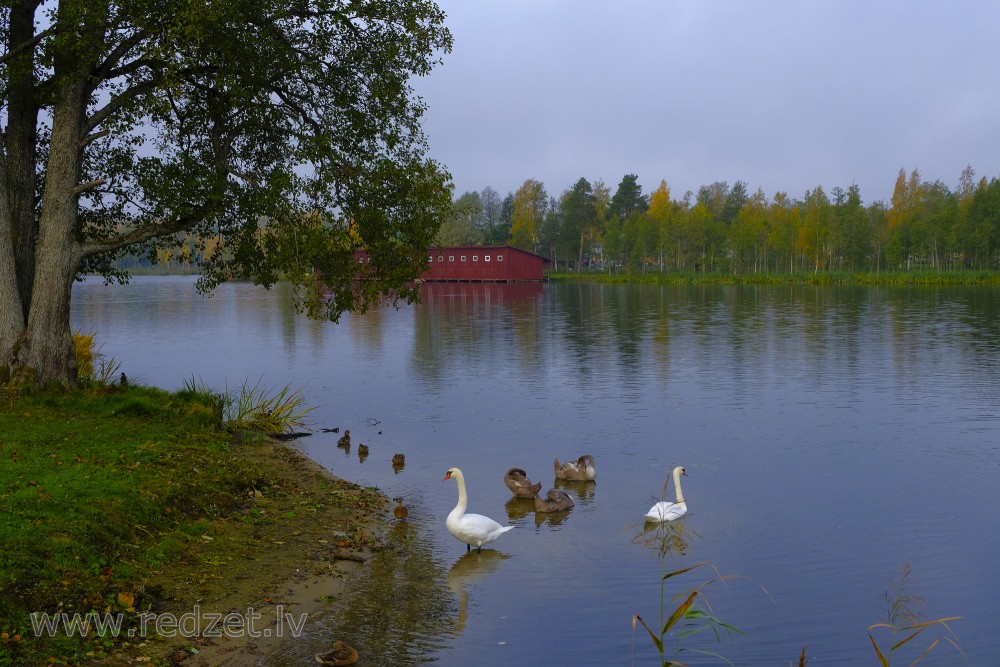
673,468,685,503
451,472,468,517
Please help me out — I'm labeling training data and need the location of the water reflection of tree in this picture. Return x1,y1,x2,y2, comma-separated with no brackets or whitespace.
264,527,452,666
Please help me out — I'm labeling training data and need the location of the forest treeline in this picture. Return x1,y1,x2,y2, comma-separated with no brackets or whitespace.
435,166,1000,274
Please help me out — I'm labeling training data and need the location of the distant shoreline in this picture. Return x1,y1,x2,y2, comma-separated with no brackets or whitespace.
548,269,1000,286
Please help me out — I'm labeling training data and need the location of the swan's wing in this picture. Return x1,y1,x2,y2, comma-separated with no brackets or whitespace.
644,501,675,521
546,489,573,504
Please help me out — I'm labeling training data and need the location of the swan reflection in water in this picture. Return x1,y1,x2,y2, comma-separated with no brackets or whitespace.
632,518,700,558
553,477,597,503
447,550,512,634
504,496,573,527
504,496,535,520
533,506,571,527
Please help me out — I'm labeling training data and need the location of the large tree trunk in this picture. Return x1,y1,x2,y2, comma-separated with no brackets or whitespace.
11,27,88,387
8,0,40,323
0,0,39,377
0,180,25,381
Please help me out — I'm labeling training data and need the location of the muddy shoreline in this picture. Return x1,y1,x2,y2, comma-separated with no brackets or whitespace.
97,441,391,666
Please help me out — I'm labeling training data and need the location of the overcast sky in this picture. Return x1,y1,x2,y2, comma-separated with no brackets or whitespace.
413,1,1000,205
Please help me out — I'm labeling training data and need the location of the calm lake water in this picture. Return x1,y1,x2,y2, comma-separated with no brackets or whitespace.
72,276,1000,666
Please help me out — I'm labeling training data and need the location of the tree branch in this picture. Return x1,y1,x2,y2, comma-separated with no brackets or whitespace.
73,179,107,196
0,26,55,66
80,210,207,257
79,129,111,149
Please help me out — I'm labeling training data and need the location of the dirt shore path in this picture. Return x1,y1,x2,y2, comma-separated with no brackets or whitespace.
99,442,389,666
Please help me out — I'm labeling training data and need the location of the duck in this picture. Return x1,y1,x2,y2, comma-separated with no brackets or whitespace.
534,488,575,513
315,640,358,665
504,467,542,499
554,454,596,481
357,443,369,458
393,497,408,521
443,467,515,552
644,466,688,522
392,453,405,466
336,430,351,448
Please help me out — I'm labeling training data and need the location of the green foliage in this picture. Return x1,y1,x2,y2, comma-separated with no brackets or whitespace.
3,0,457,388
490,166,1000,274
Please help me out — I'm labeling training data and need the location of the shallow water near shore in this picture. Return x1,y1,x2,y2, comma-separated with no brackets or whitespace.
73,277,1000,665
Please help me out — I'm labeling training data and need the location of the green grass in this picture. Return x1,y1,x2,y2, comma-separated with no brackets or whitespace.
0,384,271,664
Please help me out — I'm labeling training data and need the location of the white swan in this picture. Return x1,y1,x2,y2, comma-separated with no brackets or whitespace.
644,466,688,522
443,467,515,551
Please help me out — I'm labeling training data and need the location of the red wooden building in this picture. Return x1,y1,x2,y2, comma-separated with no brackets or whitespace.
355,245,547,282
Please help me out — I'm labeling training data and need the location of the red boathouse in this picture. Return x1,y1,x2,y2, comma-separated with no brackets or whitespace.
422,246,546,282
355,245,547,282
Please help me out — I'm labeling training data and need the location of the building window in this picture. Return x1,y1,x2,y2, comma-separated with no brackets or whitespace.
438,255,444,262
461,255,466,261
428,256,433,262
497,255,504,261
449,255,455,261
472,255,478,261
485,255,491,262
358,258,364,264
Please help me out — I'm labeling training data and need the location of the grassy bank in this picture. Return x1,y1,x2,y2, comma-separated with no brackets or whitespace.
0,384,386,665
547,269,1000,286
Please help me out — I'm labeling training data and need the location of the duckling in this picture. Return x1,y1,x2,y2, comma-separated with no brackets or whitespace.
392,453,405,466
393,497,409,521
357,443,369,458
315,640,358,665
534,488,575,513
336,430,351,448
504,467,542,499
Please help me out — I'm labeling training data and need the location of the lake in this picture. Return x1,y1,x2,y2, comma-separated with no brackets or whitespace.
72,276,1000,665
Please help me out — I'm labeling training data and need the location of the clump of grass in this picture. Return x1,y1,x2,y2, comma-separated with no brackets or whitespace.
72,330,122,388
632,561,745,666
71,331,97,380
179,376,315,434
181,376,314,434
867,563,962,666
224,378,314,434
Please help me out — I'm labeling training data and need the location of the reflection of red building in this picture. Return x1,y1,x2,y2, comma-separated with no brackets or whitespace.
355,246,547,282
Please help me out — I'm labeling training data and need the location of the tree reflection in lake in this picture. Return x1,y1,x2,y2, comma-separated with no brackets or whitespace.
263,523,452,666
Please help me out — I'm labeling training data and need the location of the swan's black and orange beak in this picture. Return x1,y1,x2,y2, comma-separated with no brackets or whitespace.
443,471,453,481
681,468,688,476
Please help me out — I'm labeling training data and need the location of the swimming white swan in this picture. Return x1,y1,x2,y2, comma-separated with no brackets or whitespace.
644,466,688,522
444,467,515,551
